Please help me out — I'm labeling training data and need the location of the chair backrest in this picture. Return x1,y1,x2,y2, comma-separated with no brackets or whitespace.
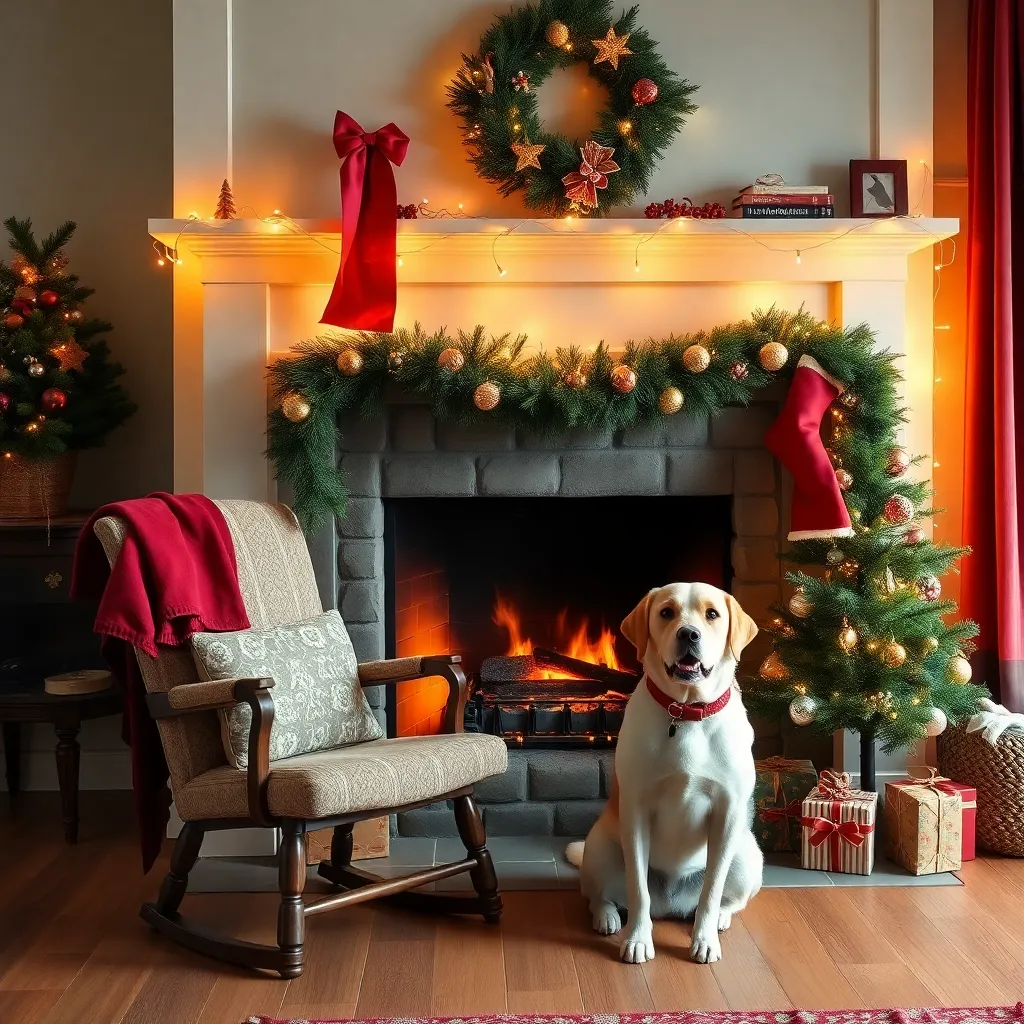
93,500,323,794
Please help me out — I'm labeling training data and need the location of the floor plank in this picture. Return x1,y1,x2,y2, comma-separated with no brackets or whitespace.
354,906,438,1018
432,913,507,1015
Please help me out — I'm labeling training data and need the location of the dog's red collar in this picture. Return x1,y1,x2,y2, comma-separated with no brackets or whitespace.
645,675,731,728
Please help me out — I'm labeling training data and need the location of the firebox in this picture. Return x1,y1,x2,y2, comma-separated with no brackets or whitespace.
384,496,733,744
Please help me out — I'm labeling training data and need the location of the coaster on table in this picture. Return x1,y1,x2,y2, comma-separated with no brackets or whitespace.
44,670,113,696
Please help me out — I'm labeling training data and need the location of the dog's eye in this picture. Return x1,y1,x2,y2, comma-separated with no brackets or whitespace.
659,607,675,620
706,608,720,621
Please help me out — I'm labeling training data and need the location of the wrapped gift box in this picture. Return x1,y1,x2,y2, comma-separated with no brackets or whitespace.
800,770,877,875
306,816,389,865
884,771,964,874
753,756,819,854
937,778,976,861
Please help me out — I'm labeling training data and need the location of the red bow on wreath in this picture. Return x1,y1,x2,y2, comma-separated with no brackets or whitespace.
562,141,620,210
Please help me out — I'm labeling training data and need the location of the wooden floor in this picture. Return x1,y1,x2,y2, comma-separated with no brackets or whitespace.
3,793,1024,1024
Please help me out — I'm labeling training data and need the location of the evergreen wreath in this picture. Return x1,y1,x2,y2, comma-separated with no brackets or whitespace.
266,306,985,753
446,0,698,216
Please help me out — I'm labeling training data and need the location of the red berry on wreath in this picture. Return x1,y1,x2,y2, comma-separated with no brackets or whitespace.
631,78,659,106
0,392,10,413
38,290,59,307
729,360,749,382
405,204,418,218
644,202,663,219
41,388,67,412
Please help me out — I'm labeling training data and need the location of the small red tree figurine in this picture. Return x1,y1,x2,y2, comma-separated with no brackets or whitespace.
214,179,236,220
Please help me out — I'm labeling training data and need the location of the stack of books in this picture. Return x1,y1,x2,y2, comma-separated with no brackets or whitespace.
732,182,834,219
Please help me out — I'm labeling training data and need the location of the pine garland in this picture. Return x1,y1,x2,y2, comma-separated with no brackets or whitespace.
446,0,698,216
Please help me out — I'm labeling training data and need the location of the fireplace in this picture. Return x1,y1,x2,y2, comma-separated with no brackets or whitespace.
385,496,732,745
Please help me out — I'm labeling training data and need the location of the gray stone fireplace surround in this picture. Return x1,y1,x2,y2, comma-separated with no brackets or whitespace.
300,395,830,837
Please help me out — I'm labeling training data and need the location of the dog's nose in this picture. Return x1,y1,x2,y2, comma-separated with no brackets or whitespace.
677,625,702,645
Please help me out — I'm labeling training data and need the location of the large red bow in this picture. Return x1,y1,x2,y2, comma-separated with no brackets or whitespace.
802,816,874,848
320,111,409,332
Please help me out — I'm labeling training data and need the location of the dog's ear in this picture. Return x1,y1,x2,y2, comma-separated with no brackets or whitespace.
724,593,758,662
621,588,658,661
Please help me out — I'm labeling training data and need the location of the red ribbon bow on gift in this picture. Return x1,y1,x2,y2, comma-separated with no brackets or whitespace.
814,769,855,799
759,798,802,823
801,816,874,848
320,111,410,332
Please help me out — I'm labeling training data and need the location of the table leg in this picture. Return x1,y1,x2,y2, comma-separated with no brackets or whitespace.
2,722,20,795
54,722,81,844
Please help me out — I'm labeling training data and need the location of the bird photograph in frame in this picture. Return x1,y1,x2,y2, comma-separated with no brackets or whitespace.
849,159,908,217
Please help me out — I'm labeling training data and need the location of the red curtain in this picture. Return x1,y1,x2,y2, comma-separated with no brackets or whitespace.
962,0,1024,710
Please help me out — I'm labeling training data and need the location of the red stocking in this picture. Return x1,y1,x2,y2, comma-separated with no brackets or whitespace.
764,354,853,541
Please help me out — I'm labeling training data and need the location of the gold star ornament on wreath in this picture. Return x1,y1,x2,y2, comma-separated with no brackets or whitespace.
591,26,632,70
447,0,698,216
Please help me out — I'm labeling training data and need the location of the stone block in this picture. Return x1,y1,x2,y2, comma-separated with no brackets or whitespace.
733,496,778,537
396,807,460,837
555,800,607,837
519,428,613,450
734,450,776,494
437,420,515,451
473,754,528,803
527,750,601,801
383,455,476,496
339,455,381,497
559,452,664,496
731,538,780,582
619,416,709,448
478,454,560,496
390,406,436,452
340,579,383,623
666,451,733,495
599,752,615,797
337,413,387,452
345,621,385,662
730,582,781,627
711,405,778,448
338,539,384,580
336,498,384,539
483,802,555,836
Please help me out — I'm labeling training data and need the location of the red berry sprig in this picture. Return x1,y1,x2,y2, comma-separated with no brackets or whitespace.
396,204,419,219
644,198,727,220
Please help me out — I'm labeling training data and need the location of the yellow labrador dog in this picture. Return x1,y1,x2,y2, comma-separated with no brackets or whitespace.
566,583,762,965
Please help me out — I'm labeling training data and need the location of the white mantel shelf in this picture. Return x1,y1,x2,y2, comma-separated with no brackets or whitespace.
149,217,957,285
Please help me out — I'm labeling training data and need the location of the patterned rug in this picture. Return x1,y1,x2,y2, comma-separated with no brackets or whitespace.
247,1005,1024,1024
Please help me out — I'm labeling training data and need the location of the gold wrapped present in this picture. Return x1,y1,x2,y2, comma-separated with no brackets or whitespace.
884,769,962,875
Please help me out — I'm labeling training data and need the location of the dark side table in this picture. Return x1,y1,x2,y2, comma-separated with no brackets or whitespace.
1,684,122,842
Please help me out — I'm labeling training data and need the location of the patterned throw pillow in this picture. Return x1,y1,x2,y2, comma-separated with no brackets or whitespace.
191,609,383,769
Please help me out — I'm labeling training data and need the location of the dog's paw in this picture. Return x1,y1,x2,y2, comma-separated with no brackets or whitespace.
620,928,656,964
717,910,732,932
592,903,622,936
689,929,722,964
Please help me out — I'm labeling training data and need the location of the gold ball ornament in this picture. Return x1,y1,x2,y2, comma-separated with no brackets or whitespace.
545,20,569,46
838,619,859,654
924,707,948,737
758,341,789,372
280,392,311,422
883,494,914,526
789,589,813,618
826,547,845,566
947,655,972,685
922,636,940,654
837,557,860,580
658,386,684,415
682,344,711,373
27,362,45,378
880,640,907,668
759,652,789,681
886,446,911,476
770,615,797,638
839,391,861,411
563,367,588,389
835,468,854,491
610,364,637,394
473,381,501,411
789,695,818,726
336,348,364,376
437,347,465,373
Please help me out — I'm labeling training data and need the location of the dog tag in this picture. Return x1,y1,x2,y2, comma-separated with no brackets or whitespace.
669,721,678,737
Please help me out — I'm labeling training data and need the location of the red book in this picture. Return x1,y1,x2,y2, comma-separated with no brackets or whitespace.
733,193,834,207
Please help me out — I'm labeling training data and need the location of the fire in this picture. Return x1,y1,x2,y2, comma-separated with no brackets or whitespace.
492,595,622,676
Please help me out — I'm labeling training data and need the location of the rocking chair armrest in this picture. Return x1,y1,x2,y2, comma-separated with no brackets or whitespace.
357,655,467,734
147,677,276,718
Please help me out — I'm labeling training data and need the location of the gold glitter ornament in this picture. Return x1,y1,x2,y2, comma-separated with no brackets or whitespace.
880,640,907,668
545,20,569,46
838,618,859,654
437,347,465,373
473,381,501,411
886,446,911,476
837,557,860,580
336,348,364,376
922,636,940,655
758,341,789,371
563,368,588,389
789,589,813,618
658,386,684,414
789,695,817,726
280,392,311,422
947,655,972,685
682,344,711,373
610,364,637,393
770,615,796,638
759,652,789,681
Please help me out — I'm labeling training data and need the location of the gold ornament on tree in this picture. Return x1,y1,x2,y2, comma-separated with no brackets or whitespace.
838,618,859,654
789,695,817,726
545,20,569,46
758,341,789,371
789,588,813,618
885,446,911,476
336,348,364,376
922,636,940,655
591,25,633,69
682,344,711,373
280,392,311,422
473,380,501,411
770,615,797,638
826,547,845,566
947,654,972,685
437,347,465,373
563,367,588,389
610,364,637,393
836,557,860,580
759,652,789,681
658,386,683,415
839,390,860,410
880,640,907,668
511,140,546,172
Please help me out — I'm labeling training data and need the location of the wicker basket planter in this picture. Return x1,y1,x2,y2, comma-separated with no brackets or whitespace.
0,452,76,520
938,720,1024,857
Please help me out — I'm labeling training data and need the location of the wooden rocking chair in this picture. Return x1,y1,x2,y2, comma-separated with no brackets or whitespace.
93,500,507,978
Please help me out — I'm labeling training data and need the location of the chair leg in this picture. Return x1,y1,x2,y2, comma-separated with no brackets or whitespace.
453,794,502,923
153,822,205,917
330,823,354,868
277,822,307,979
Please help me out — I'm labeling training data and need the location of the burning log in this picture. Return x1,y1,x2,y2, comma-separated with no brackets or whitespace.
532,647,639,693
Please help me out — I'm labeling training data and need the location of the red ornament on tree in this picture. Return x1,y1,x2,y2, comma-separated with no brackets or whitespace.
38,290,59,307
883,493,914,526
904,525,924,545
4,313,24,329
0,392,10,413
631,78,659,105
41,388,68,413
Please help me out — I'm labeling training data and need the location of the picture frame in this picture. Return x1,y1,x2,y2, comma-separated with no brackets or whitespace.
849,159,908,218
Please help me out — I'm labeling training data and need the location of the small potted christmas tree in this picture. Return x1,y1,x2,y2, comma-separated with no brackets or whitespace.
0,218,135,518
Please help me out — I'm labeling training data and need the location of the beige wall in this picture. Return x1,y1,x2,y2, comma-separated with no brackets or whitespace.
0,0,174,506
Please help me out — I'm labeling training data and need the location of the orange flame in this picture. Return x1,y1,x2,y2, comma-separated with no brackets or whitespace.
492,595,622,677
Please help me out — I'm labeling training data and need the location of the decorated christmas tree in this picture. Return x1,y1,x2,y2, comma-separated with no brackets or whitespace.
742,309,986,790
0,218,135,467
